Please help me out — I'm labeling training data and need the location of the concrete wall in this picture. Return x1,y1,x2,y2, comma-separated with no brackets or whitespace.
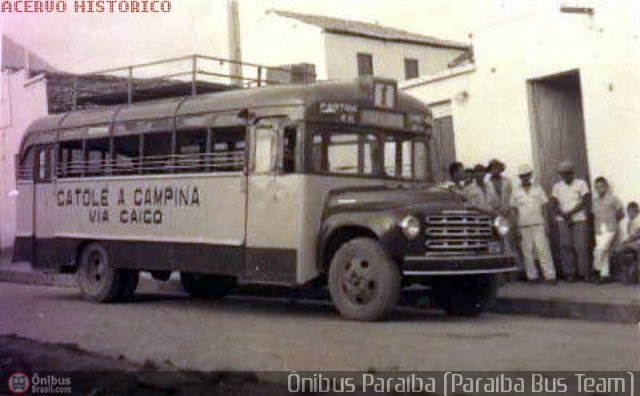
402,1,640,203
323,32,465,80
0,70,49,255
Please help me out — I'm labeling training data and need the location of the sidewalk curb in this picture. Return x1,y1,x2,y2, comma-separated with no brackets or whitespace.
492,297,640,324
1,267,638,323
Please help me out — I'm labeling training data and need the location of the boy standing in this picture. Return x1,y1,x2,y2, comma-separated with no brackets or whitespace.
623,202,640,243
592,177,624,284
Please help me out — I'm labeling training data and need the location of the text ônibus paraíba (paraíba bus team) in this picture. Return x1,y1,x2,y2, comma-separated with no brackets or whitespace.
287,372,634,394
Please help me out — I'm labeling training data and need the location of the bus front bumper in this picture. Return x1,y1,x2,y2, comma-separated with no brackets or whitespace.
402,254,517,276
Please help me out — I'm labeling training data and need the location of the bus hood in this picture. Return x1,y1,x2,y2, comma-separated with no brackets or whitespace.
325,184,470,215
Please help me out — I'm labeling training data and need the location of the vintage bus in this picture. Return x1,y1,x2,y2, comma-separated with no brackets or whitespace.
14,77,515,321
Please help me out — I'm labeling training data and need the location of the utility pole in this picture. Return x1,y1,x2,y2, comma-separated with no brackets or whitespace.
227,0,243,87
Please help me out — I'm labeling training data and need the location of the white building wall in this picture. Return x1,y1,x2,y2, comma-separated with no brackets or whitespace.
323,32,464,80
402,2,640,203
0,70,49,255
243,15,328,80
247,13,466,82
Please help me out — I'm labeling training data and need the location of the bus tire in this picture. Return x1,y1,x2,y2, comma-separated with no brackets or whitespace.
328,238,400,321
76,242,129,303
180,272,234,299
432,275,499,316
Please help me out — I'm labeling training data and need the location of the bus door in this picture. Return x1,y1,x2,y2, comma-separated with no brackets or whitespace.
32,144,57,267
245,118,300,284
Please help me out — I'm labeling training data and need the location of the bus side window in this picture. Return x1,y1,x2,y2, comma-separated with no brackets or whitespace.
113,135,141,176
176,129,207,173
17,148,35,181
35,145,55,182
254,126,277,174
86,138,110,176
58,141,84,178
211,127,245,172
142,132,172,174
310,133,325,172
282,126,297,174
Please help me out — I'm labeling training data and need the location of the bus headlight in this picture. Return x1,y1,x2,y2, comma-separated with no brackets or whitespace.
493,216,510,237
400,215,421,240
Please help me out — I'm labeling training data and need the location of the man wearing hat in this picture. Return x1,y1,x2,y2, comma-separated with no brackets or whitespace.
510,164,557,283
551,160,591,282
486,159,513,216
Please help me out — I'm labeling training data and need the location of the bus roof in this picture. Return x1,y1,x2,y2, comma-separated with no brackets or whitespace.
20,78,430,154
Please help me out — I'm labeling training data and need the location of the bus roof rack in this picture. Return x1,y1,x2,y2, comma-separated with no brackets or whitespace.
44,54,317,113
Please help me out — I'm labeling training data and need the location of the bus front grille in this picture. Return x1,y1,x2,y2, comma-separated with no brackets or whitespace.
424,211,494,256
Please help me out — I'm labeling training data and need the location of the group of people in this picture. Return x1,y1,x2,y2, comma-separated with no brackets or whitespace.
447,159,639,285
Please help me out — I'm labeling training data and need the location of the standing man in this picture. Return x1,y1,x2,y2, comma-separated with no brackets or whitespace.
448,162,465,187
551,160,591,282
486,159,513,216
446,161,467,197
510,164,557,283
486,159,519,272
465,164,492,213
592,177,624,284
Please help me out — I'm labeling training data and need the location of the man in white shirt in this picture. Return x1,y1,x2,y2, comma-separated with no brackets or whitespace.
551,160,591,282
510,164,557,283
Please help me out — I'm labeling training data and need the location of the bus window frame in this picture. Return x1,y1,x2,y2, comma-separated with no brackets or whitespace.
252,123,279,175
17,147,35,181
34,144,55,183
303,122,432,182
281,124,300,175
58,140,86,179
249,117,298,176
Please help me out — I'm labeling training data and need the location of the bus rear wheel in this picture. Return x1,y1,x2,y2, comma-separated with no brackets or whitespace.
431,275,499,316
180,272,235,299
76,242,138,303
328,238,400,321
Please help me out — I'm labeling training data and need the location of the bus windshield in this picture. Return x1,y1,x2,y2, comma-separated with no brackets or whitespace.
308,125,430,181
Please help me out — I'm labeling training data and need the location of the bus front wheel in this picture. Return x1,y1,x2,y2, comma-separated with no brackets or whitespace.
328,238,400,321
180,272,235,299
76,242,138,303
431,275,499,316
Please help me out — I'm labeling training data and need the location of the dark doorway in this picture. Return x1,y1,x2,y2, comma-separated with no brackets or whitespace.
528,70,590,192
528,71,591,272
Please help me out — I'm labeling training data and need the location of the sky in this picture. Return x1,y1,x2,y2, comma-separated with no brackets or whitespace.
0,0,556,73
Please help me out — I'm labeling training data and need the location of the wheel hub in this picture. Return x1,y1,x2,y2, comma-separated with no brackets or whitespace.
84,252,107,292
342,258,376,304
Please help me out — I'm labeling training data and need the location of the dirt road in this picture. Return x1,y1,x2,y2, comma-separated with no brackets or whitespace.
1,282,639,373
